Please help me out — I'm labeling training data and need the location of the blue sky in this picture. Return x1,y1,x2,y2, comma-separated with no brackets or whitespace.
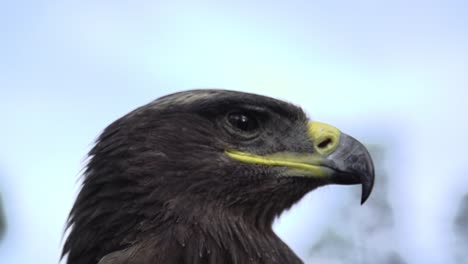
1,1,468,263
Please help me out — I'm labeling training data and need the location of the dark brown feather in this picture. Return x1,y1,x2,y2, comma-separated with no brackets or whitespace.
62,90,317,264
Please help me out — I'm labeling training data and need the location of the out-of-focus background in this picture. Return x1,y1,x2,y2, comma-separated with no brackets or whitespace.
1,1,468,263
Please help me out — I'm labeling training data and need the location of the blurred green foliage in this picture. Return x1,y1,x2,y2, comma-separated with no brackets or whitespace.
454,194,468,263
0,195,5,241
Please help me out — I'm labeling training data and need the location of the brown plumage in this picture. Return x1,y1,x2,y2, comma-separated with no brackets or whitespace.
62,89,374,264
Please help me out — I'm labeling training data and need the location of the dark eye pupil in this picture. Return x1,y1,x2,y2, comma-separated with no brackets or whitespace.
228,113,258,132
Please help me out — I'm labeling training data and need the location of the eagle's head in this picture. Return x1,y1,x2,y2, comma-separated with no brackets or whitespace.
62,89,374,264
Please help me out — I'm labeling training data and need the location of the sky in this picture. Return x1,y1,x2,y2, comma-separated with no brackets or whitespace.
1,1,468,263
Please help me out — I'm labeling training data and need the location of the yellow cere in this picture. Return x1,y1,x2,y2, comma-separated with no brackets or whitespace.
307,122,341,156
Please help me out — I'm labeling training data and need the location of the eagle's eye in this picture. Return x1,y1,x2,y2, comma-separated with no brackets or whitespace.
227,112,259,133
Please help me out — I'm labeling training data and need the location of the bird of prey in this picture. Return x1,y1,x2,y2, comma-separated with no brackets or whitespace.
62,89,374,264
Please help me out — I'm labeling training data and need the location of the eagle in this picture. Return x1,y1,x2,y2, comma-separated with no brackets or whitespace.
62,89,374,264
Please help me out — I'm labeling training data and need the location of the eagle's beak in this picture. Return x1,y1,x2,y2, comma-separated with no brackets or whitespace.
308,122,375,204
225,122,375,204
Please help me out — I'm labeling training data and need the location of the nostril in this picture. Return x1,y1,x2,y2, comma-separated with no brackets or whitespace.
317,138,333,149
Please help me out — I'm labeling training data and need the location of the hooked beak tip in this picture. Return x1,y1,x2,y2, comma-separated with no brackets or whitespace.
324,133,375,205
